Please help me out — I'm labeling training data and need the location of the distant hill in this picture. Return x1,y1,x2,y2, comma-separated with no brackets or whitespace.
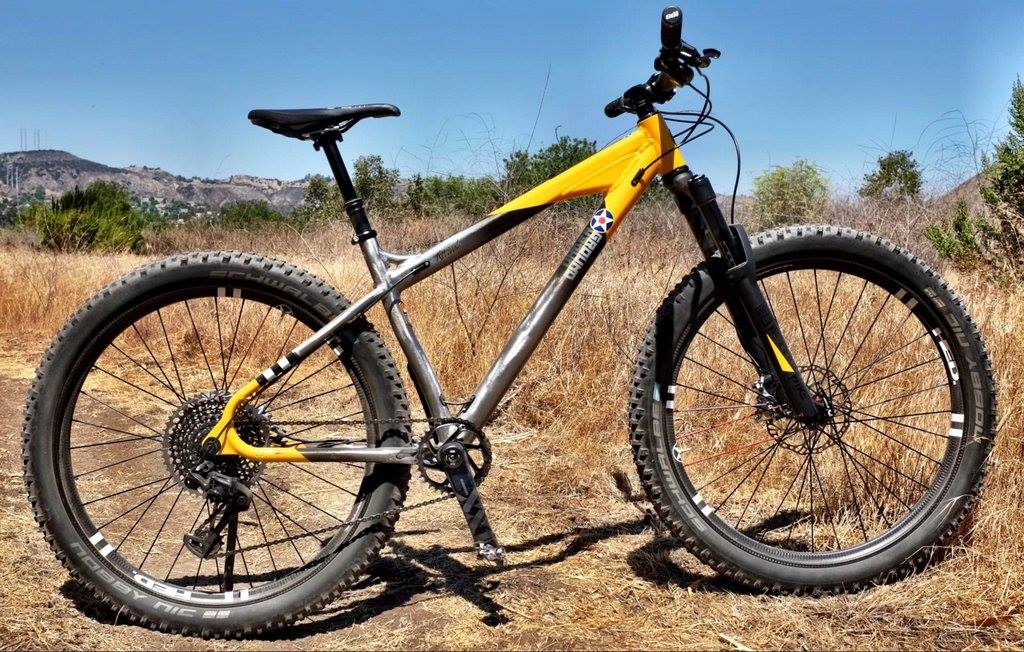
0,150,307,211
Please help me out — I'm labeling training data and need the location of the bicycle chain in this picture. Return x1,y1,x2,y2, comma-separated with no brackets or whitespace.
203,414,465,558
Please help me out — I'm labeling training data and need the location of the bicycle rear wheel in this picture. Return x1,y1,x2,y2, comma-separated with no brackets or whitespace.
23,251,412,636
629,226,996,591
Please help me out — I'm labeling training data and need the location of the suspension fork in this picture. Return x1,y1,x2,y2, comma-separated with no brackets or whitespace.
663,167,821,422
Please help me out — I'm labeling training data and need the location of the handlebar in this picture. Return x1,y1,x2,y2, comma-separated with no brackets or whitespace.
660,6,682,49
605,5,720,119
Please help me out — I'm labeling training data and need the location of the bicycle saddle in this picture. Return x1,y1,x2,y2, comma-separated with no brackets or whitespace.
248,104,400,139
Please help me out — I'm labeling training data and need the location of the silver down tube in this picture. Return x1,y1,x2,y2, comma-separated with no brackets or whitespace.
460,221,607,425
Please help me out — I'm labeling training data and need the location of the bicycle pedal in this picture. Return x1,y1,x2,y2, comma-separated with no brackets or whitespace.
476,542,506,565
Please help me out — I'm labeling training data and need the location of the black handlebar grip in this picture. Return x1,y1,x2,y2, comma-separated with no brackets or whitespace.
661,5,683,49
604,97,626,118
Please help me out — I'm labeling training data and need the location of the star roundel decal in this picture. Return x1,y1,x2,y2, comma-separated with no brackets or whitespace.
590,208,615,234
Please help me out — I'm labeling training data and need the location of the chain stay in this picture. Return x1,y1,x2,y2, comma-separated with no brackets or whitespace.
207,414,471,558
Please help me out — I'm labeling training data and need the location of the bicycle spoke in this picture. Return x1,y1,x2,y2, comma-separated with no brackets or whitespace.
222,298,246,390
139,485,186,571
109,342,182,402
95,479,179,530
156,308,188,399
846,355,942,394
826,277,868,370
83,474,171,506
92,365,179,408
786,271,814,365
116,476,174,551
129,324,184,401
837,439,928,492
851,418,943,465
214,295,227,386
848,408,949,440
270,385,353,414
696,329,755,368
734,440,781,530
684,354,754,395
838,292,892,381
260,477,351,523
857,382,948,412
74,447,162,479
227,303,274,389
184,299,219,392
845,330,931,382
165,500,208,582
79,390,163,436
833,435,871,542
250,498,279,573
256,485,309,565
286,463,359,498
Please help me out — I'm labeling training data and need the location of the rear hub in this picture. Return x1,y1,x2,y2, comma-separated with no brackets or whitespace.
163,391,270,493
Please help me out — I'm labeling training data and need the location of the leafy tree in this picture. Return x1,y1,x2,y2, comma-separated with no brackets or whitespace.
0,197,16,226
353,155,400,212
502,135,597,196
859,150,922,200
18,180,147,252
292,174,342,224
751,159,830,228
213,199,284,229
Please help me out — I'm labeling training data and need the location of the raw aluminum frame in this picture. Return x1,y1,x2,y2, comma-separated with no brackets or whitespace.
203,114,683,463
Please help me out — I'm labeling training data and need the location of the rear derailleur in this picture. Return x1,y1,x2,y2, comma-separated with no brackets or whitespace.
182,461,251,563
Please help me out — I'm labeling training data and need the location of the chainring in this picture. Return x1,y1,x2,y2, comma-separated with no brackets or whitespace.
416,420,492,491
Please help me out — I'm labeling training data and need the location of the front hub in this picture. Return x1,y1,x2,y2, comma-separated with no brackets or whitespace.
763,364,853,452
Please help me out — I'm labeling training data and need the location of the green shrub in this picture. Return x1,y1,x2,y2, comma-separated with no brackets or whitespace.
405,174,500,217
502,135,597,196
18,181,147,252
292,174,342,224
924,199,994,265
751,159,830,228
213,199,284,229
859,150,922,200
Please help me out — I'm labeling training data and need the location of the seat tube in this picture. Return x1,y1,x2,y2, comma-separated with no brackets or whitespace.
314,136,450,420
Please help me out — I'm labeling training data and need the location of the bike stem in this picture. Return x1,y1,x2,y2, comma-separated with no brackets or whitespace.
663,167,821,422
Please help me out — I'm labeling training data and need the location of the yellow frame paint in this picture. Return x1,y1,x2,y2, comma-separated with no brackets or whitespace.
491,113,684,234
206,114,684,462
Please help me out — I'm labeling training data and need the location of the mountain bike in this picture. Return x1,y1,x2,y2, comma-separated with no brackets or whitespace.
23,5,996,637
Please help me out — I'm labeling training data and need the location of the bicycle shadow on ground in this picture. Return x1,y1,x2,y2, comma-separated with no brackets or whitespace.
77,511,762,639
61,513,764,639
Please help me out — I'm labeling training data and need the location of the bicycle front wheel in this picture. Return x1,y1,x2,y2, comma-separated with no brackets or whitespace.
629,226,996,592
23,251,412,636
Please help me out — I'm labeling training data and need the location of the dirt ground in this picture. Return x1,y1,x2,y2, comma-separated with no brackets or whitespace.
1,335,1022,651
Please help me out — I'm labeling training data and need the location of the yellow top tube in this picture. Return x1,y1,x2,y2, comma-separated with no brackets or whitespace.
490,113,684,236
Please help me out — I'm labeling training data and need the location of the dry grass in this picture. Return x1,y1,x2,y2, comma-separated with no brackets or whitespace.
0,206,1022,649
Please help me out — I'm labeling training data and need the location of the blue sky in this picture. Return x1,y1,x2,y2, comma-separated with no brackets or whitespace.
2,1,1022,193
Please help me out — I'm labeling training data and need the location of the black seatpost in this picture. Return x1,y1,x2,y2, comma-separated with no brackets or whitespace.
315,135,377,243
